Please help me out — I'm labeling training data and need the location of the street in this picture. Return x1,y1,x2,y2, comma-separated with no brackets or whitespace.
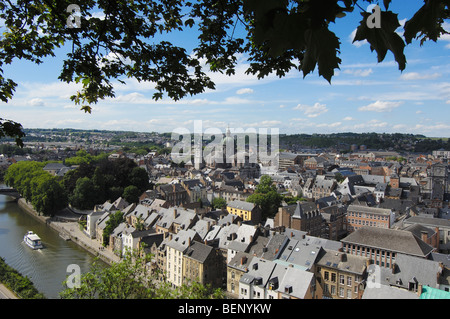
0,283,18,299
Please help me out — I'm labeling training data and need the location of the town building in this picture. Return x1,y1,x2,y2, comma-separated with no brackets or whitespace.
226,200,262,224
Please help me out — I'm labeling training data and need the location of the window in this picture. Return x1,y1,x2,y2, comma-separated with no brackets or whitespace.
347,276,352,286
340,275,345,285
324,271,329,281
347,289,352,299
339,287,344,298
331,285,336,295
331,273,337,283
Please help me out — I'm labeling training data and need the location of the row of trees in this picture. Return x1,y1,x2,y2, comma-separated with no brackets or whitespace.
4,161,67,216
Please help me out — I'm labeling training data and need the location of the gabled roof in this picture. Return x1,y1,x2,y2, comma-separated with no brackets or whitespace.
166,229,198,252
277,266,314,299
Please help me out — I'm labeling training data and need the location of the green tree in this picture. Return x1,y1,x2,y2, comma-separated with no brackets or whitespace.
102,210,124,247
69,176,98,210
1,1,449,145
4,161,67,216
122,185,140,204
31,174,68,216
60,250,224,299
247,175,282,220
211,197,227,210
129,167,150,193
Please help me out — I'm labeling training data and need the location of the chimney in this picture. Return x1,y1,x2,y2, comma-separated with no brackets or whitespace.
174,208,177,219
188,237,191,246
421,231,428,243
241,256,247,265
417,284,423,297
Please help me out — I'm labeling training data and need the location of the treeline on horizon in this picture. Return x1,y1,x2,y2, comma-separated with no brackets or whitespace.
1,130,449,154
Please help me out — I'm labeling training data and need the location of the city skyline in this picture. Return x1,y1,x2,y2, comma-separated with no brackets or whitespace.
2,2,450,138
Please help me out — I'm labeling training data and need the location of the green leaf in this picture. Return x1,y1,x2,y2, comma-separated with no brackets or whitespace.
301,27,341,83
354,11,407,71
80,105,92,113
404,0,450,45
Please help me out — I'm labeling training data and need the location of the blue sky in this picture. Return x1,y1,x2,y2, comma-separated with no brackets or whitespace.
2,1,450,137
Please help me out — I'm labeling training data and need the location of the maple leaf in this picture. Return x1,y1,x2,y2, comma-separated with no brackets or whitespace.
353,10,407,71
301,27,342,83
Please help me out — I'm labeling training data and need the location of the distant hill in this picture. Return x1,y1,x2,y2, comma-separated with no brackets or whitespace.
279,132,450,153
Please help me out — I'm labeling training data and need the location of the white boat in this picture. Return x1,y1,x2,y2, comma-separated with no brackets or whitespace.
24,231,44,249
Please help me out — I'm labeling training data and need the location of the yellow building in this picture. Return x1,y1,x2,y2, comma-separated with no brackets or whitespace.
226,200,261,224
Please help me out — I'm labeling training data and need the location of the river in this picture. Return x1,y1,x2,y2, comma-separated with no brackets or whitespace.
0,194,106,299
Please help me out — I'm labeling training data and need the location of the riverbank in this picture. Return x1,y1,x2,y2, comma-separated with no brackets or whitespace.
17,198,120,266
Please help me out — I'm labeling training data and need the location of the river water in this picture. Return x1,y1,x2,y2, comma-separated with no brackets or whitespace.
0,194,106,299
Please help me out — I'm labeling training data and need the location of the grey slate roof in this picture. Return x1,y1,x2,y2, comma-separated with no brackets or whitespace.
166,229,198,252
342,227,434,258
316,249,367,276
227,200,256,211
379,253,443,290
277,266,314,299
362,284,419,299
184,241,214,263
239,257,276,287
228,252,254,272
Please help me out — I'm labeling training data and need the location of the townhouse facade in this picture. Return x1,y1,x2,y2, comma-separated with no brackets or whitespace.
346,204,395,233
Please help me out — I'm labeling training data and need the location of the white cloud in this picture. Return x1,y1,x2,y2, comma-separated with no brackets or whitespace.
358,100,403,113
317,122,342,128
353,119,388,130
293,103,329,118
236,88,254,95
343,117,354,121
27,98,45,107
343,68,373,77
400,72,441,81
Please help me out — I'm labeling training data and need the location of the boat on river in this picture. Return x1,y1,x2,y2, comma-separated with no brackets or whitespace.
24,231,44,249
